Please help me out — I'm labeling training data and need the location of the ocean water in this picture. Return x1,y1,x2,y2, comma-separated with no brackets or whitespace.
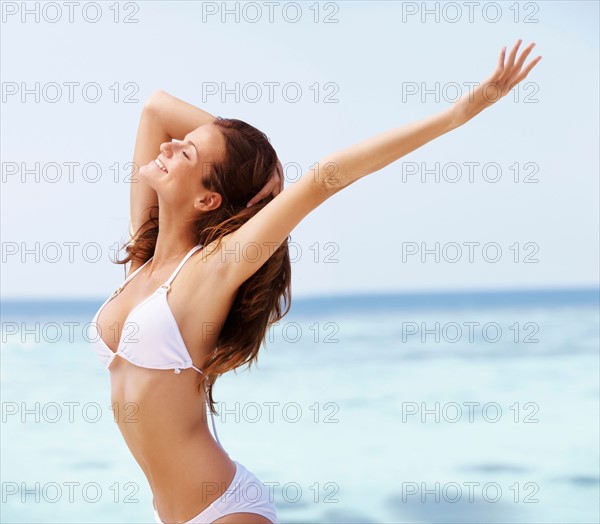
1,289,599,523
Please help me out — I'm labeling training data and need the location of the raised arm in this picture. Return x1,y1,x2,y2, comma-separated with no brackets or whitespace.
129,91,218,249
321,39,541,195
144,89,217,140
219,40,541,289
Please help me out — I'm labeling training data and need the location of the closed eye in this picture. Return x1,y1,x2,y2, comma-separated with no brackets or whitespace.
183,151,190,159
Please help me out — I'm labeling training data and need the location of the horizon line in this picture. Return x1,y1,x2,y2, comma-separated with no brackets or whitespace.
2,285,598,304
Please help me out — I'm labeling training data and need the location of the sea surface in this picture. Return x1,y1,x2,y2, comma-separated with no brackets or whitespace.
1,288,599,523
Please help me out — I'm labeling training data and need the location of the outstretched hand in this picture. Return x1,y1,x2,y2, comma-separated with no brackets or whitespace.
246,158,284,208
455,39,542,123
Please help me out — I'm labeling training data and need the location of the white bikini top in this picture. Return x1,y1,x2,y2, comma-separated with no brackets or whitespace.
89,244,223,448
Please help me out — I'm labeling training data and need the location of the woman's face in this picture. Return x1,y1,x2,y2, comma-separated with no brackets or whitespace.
140,123,226,211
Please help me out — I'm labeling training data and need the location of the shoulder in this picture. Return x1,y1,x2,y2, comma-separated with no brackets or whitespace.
190,238,229,279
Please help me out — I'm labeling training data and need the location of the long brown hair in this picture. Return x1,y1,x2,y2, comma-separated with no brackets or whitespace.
115,117,292,414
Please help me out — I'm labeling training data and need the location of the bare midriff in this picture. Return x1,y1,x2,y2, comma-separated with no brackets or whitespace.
108,357,236,523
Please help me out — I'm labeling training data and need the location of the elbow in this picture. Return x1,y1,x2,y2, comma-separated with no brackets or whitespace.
143,89,168,114
296,168,334,208
319,157,347,195
149,89,168,101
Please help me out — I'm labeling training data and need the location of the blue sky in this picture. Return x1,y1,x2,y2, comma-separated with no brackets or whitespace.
1,1,598,299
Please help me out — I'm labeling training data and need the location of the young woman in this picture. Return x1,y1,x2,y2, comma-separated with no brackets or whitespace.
89,40,540,524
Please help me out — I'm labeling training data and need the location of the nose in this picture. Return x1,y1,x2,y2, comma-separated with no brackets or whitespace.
159,142,172,157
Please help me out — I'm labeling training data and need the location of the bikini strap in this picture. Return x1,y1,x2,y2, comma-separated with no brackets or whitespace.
115,257,154,295
162,244,204,289
188,364,224,450
206,397,224,449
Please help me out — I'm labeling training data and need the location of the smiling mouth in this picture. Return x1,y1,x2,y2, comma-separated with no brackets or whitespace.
154,158,168,173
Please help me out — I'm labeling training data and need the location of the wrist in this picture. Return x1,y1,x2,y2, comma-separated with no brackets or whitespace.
448,102,476,129
441,104,469,131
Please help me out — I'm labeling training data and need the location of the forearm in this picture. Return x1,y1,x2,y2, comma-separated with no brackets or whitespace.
146,90,217,140
129,106,169,238
320,105,464,194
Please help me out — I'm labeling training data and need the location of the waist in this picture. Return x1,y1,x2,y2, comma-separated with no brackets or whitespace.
126,425,229,477
107,362,235,518
113,391,233,507
110,365,216,445
143,434,235,522
111,387,214,445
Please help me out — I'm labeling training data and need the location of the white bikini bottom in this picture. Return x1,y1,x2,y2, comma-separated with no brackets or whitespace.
153,460,278,524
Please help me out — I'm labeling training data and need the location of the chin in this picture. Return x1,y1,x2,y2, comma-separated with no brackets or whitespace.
139,161,159,184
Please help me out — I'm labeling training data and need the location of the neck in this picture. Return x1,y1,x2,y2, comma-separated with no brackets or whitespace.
150,206,198,269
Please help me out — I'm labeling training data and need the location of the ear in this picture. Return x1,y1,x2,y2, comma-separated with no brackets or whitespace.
194,191,222,212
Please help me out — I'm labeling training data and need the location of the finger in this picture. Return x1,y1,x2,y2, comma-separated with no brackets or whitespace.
506,42,536,85
271,160,284,196
491,45,506,80
272,175,283,196
501,38,522,80
507,38,523,67
247,193,265,208
509,55,542,87
247,181,275,208
514,41,536,72
246,190,266,208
